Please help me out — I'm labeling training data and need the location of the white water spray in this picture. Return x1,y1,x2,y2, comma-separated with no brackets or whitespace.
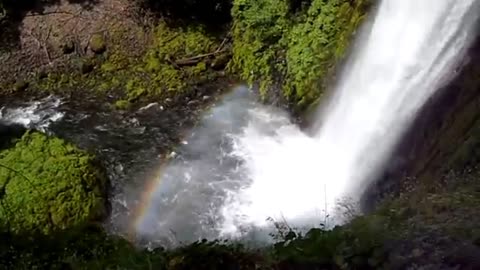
219,0,480,236
137,0,480,244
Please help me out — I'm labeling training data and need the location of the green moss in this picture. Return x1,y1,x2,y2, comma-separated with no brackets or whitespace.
283,0,369,107
89,34,107,54
0,132,106,235
230,0,370,109
100,62,118,73
114,99,131,110
229,0,290,98
135,21,218,94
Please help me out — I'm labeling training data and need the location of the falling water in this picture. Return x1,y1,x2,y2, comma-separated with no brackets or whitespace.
136,0,480,244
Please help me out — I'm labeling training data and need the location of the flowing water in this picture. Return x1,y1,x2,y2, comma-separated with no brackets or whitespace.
1,0,480,248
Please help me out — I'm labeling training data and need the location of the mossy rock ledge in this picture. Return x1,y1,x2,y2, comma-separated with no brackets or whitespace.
0,132,107,235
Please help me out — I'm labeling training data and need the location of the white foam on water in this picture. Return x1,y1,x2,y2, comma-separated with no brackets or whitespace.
0,96,64,131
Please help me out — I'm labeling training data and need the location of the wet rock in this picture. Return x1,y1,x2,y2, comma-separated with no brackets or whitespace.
187,100,200,106
128,118,140,127
132,126,146,135
167,151,177,159
202,95,210,101
114,164,124,175
13,80,29,92
138,102,159,113
62,39,75,54
89,34,106,54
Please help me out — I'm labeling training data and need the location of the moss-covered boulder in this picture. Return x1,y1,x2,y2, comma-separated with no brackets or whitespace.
89,34,107,54
0,132,107,235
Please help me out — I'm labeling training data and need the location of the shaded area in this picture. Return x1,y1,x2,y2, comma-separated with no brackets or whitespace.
0,123,25,150
0,216,393,269
139,0,232,27
0,0,99,52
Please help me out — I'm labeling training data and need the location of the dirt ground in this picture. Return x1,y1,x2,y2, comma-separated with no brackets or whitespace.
0,0,151,87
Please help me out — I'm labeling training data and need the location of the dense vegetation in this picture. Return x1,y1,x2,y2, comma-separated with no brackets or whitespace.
229,0,370,109
0,132,107,235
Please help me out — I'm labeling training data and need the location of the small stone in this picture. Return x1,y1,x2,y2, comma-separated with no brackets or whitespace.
202,95,210,101
168,152,177,159
89,34,106,54
14,80,29,92
128,118,140,126
62,39,75,54
114,164,124,175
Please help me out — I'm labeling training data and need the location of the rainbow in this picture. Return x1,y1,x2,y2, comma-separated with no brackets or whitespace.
130,83,242,239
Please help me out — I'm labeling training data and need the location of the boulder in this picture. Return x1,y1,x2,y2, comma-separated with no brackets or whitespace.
0,132,107,234
89,34,106,54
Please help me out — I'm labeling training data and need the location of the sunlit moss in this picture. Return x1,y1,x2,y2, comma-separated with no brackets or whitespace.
230,0,370,109
0,132,107,235
283,0,369,107
228,0,290,98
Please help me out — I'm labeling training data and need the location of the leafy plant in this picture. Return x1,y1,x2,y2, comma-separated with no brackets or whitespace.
230,0,370,110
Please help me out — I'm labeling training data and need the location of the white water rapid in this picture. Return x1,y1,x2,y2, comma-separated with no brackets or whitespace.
0,96,64,131
136,0,480,245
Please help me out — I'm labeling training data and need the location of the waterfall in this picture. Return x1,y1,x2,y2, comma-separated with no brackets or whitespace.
135,0,480,244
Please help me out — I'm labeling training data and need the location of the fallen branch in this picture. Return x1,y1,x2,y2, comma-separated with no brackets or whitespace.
174,48,228,66
215,37,229,53
26,27,53,66
26,10,78,17
43,27,53,65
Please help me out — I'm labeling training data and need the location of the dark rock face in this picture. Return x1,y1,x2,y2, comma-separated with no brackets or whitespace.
0,123,26,150
362,32,480,211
